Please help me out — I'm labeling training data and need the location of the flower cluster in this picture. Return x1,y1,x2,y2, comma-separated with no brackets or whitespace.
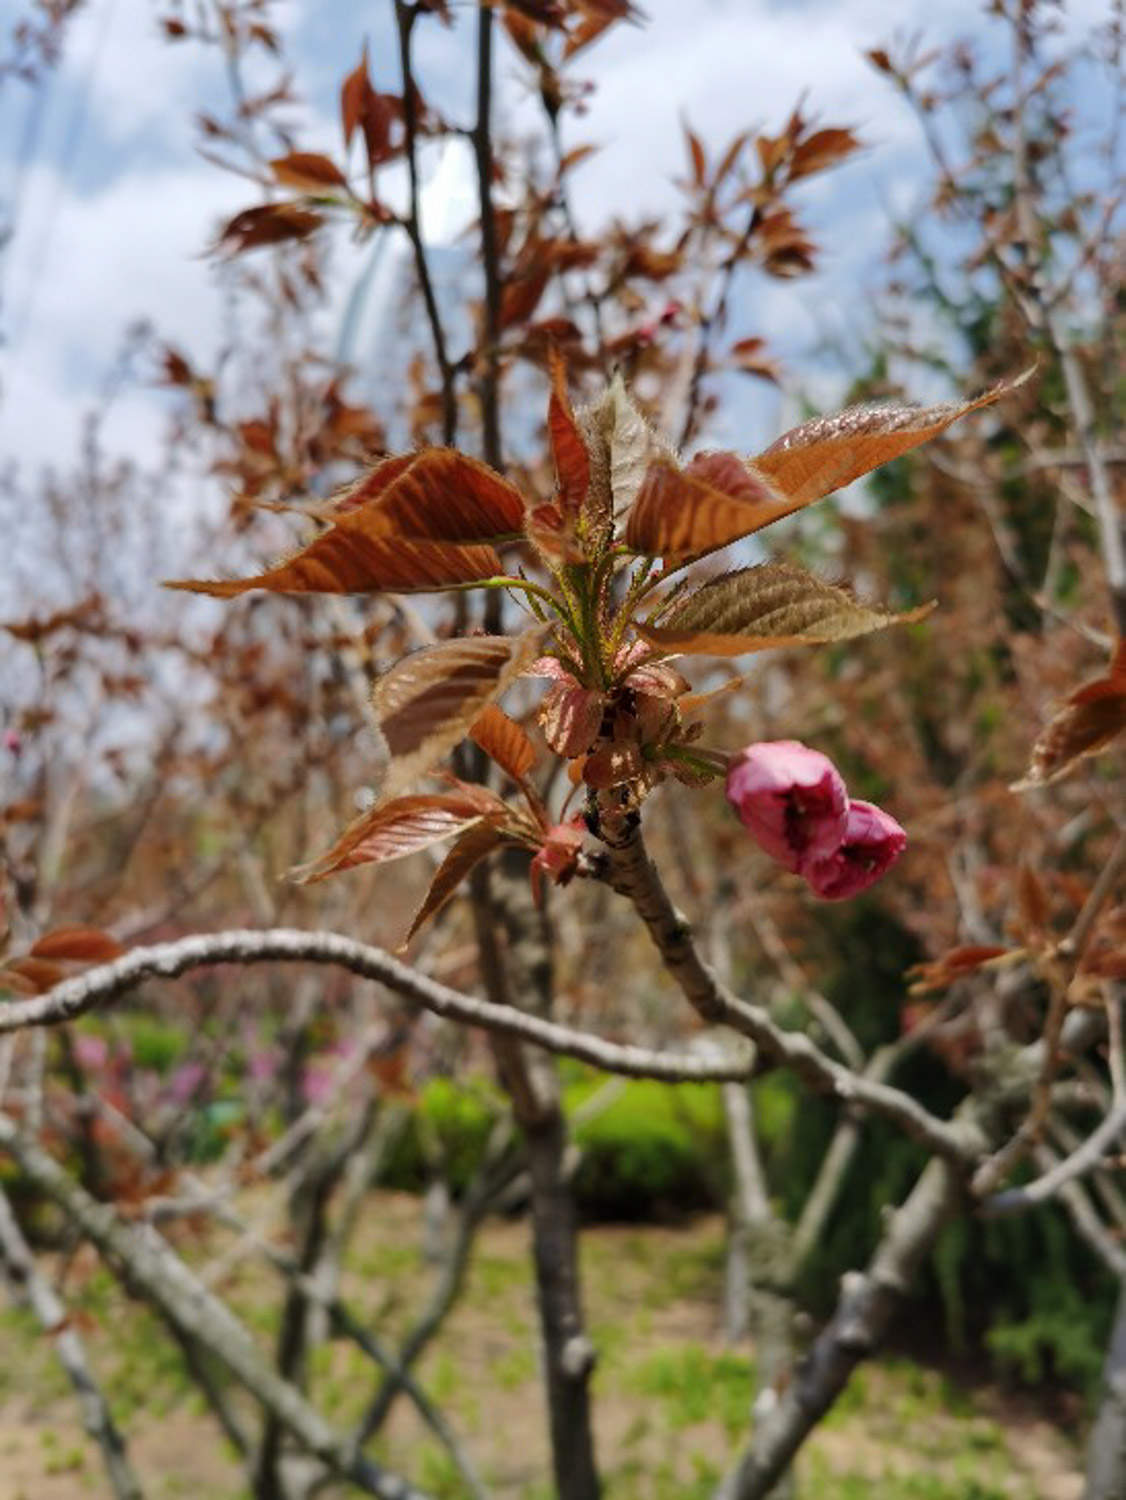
725,741,906,901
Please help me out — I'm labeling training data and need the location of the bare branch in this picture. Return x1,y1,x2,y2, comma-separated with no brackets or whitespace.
596,815,978,1164
0,1115,425,1500
395,0,458,445
719,1155,965,1500
0,926,755,1083
0,1185,144,1500
983,1099,1126,1218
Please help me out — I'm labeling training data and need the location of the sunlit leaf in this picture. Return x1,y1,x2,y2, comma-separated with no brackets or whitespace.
292,785,508,884
402,822,521,945
624,450,789,558
638,561,934,656
583,372,660,523
166,524,501,596
540,683,605,757
374,448,527,541
270,151,347,192
30,927,125,963
751,367,1035,510
469,703,537,781
547,350,590,518
375,626,549,798
1013,640,1126,789
788,126,862,181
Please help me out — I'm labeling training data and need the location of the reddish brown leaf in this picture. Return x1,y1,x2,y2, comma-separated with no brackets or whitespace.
908,945,1011,994
685,125,707,187
215,203,323,256
402,822,520,945
165,524,501,596
547,350,590,518
540,683,605,757
270,152,347,192
582,740,645,788
371,449,526,541
329,453,417,516
1013,640,1126,788
624,450,790,559
500,268,551,330
4,957,67,993
30,927,125,963
469,704,537,781
375,627,549,798
293,785,508,884
341,45,372,148
751,367,1035,511
788,127,862,182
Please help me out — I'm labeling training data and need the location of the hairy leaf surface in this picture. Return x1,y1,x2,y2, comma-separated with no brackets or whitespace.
751,368,1034,509
639,561,933,655
166,531,501,597
624,451,792,558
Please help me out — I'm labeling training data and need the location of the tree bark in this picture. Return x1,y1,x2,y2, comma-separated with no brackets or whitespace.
1086,1279,1126,1500
474,854,601,1500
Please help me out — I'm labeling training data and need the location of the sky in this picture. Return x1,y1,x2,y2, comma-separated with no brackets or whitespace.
0,0,1114,521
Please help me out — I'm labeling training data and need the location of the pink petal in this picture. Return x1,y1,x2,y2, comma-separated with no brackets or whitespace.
802,799,907,900
725,740,848,871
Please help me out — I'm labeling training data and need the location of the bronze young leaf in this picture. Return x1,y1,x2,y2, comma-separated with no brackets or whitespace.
363,449,527,541
639,561,933,656
165,532,501,597
374,626,550,800
624,451,790,559
1013,640,1126,789
750,367,1036,509
469,704,537,782
402,821,524,947
292,785,510,884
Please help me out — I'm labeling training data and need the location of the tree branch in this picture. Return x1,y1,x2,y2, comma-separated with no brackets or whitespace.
0,1114,427,1500
596,816,977,1164
0,1184,144,1500
0,926,755,1083
395,0,458,446
982,1099,1126,1218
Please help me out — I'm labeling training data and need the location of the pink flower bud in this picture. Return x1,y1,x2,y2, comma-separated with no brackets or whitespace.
725,741,849,872
802,799,907,900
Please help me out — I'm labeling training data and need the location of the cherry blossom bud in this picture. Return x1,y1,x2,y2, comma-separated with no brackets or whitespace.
802,799,907,900
725,740,848,872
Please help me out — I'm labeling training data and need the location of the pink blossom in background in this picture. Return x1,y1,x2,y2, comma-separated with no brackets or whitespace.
301,1065,334,1106
725,740,849,872
802,799,907,900
248,1049,279,1082
167,1061,208,1106
73,1035,108,1071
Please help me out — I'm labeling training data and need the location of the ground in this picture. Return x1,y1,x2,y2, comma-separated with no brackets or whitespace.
0,1193,1086,1499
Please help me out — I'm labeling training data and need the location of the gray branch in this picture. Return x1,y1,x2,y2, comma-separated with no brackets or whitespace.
0,1185,144,1500
0,927,754,1084
0,1113,429,1500
596,816,975,1164
983,1100,1126,1217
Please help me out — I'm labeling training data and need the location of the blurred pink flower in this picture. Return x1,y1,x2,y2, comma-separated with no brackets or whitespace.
725,740,848,872
73,1035,108,1071
802,800,907,900
167,1061,207,1105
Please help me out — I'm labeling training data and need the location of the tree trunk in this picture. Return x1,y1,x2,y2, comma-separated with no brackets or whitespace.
1086,1279,1126,1500
474,853,601,1500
